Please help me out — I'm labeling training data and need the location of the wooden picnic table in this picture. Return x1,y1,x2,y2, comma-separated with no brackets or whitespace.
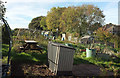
20,40,43,53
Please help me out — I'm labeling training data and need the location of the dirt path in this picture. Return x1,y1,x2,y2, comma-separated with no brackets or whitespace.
11,61,114,77
72,64,114,76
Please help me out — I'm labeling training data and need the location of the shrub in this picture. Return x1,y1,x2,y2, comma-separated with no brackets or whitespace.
2,24,11,44
2,44,9,56
117,52,120,58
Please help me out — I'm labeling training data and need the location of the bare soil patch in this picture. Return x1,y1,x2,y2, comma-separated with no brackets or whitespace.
11,60,115,77
72,64,114,76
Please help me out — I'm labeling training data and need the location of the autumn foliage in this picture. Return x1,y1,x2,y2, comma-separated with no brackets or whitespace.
96,27,120,48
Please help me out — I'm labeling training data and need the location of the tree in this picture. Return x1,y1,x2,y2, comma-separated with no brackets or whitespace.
89,23,102,33
2,24,11,44
46,5,105,41
60,6,79,33
46,7,66,32
76,5,104,36
40,17,47,30
0,0,6,18
96,27,113,46
0,0,9,44
111,35,120,49
59,5,104,38
28,16,45,30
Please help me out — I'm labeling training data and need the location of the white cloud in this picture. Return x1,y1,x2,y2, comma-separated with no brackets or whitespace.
103,2,118,24
2,0,119,29
2,0,120,3
4,2,48,29
6,5,47,17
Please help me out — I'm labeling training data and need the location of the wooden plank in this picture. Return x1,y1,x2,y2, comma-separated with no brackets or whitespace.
20,46,24,48
24,40,38,43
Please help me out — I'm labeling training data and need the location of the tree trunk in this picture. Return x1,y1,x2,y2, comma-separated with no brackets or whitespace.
105,41,107,48
77,35,80,44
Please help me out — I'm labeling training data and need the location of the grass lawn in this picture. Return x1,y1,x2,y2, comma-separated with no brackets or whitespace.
2,39,120,76
11,50,48,64
74,52,120,76
2,44,48,65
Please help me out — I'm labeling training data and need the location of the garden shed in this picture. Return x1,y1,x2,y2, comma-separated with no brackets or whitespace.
48,42,75,75
80,35,94,44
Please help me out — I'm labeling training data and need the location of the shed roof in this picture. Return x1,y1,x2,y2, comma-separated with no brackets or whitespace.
81,35,91,39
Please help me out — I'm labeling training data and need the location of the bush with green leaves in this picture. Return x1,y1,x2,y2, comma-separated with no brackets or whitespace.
2,24,11,44
2,44,9,56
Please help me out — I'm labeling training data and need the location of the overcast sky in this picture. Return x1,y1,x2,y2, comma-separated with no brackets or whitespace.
2,0,119,29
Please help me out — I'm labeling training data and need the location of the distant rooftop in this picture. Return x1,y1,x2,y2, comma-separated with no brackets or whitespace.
116,25,120,26
81,35,91,39
15,28,29,29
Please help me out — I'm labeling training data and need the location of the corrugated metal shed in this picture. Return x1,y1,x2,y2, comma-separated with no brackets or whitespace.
48,42,75,75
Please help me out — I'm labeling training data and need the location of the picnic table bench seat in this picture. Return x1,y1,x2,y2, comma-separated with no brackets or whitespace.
19,45,43,53
19,40,43,53
19,46,24,50
19,45,43,50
